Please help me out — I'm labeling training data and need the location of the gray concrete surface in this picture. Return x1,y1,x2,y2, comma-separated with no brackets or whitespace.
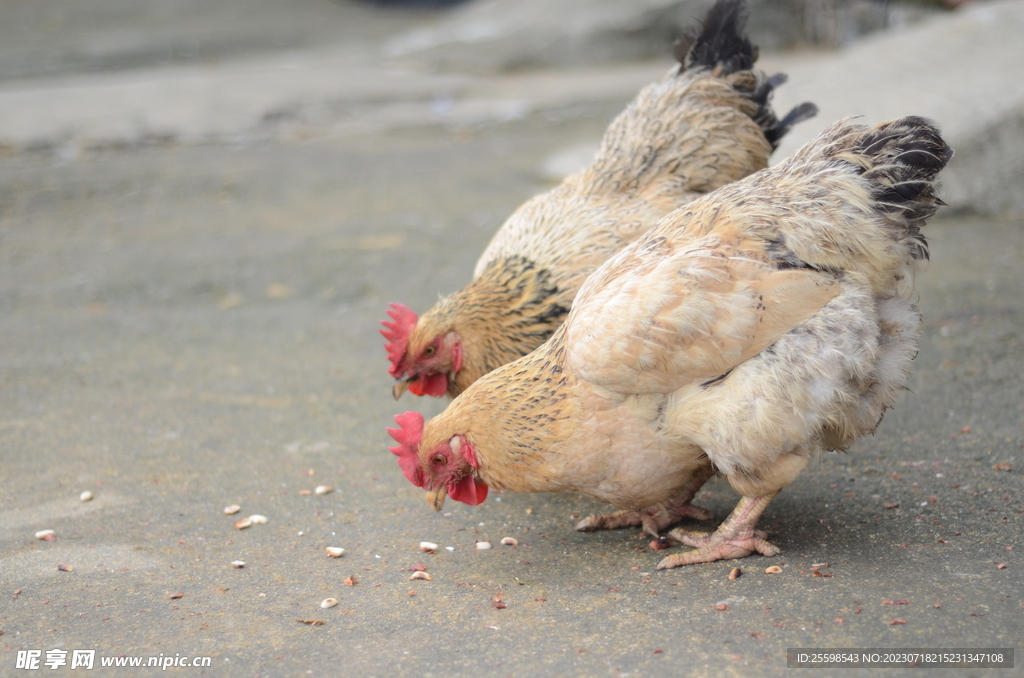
764,0,1024,217
1,1,1021,676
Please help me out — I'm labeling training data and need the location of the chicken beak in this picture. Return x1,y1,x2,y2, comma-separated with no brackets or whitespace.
392,378,413,400
425,485,447,511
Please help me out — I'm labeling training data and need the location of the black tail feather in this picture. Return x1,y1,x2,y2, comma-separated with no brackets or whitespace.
677,0,755,74
765,101,820,147
850,116,954,260
676,0,817,150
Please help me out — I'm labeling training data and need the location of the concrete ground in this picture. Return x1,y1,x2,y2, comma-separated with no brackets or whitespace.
0,1,1021,676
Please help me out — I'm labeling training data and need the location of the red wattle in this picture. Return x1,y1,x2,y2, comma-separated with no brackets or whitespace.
408,372,448,398
449,475,488,505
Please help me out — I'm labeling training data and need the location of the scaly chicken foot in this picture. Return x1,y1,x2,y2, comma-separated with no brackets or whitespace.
576,465,715,537
656,492,780,568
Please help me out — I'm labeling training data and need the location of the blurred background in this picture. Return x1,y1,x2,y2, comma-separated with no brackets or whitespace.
0,0,961,82
0,0,958,81
2,0,1017,213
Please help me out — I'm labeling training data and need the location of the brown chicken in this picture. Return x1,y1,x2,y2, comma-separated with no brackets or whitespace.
388,116,951,567
381,0,817,400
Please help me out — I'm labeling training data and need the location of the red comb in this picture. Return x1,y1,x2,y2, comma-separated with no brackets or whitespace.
386,411,425,488
380,303,418,377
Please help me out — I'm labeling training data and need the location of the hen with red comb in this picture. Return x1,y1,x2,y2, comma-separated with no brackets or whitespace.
381,0,815,402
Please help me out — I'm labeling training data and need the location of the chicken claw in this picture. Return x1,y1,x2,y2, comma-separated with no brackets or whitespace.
576,466,715,537
576,502,712,537
656,492,780,568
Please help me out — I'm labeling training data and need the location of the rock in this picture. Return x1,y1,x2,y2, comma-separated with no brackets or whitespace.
382,0,944,73
383,0,704,73
764,0,1024,217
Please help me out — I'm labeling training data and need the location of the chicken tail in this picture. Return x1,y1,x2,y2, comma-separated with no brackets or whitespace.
674,0,818,150
841,115,953,262
759,116,952,288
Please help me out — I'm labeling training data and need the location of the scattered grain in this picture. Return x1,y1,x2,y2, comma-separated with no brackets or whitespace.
320,598,338,609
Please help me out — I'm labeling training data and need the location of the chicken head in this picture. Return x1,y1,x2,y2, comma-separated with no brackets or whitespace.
387,411,487,509
381,303,463,399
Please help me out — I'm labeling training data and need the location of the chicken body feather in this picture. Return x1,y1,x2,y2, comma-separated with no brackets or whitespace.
383,0,817,400
394,115,951,567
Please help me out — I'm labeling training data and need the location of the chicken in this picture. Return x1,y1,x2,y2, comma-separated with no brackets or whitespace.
388,116,951,567
381,0,817,400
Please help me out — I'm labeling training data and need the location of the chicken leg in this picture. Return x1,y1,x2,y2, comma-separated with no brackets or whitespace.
576,465,716,537
656,491,780,568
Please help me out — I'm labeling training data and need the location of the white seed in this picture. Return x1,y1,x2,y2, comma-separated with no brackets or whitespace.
500,537,518,546
764,565,783,574
231,560,246,568
475,541,492,550
320,597,338,609
35,529,55,540
223,504,241,515
409,571,432,581
233,517,253,530
248,514,268,524
419,541,438,552
314,485,334,495
325,547,345,558
80,491,93,502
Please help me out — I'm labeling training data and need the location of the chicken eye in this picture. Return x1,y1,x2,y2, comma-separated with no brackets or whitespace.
423,344,437,356
431,454,446,466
